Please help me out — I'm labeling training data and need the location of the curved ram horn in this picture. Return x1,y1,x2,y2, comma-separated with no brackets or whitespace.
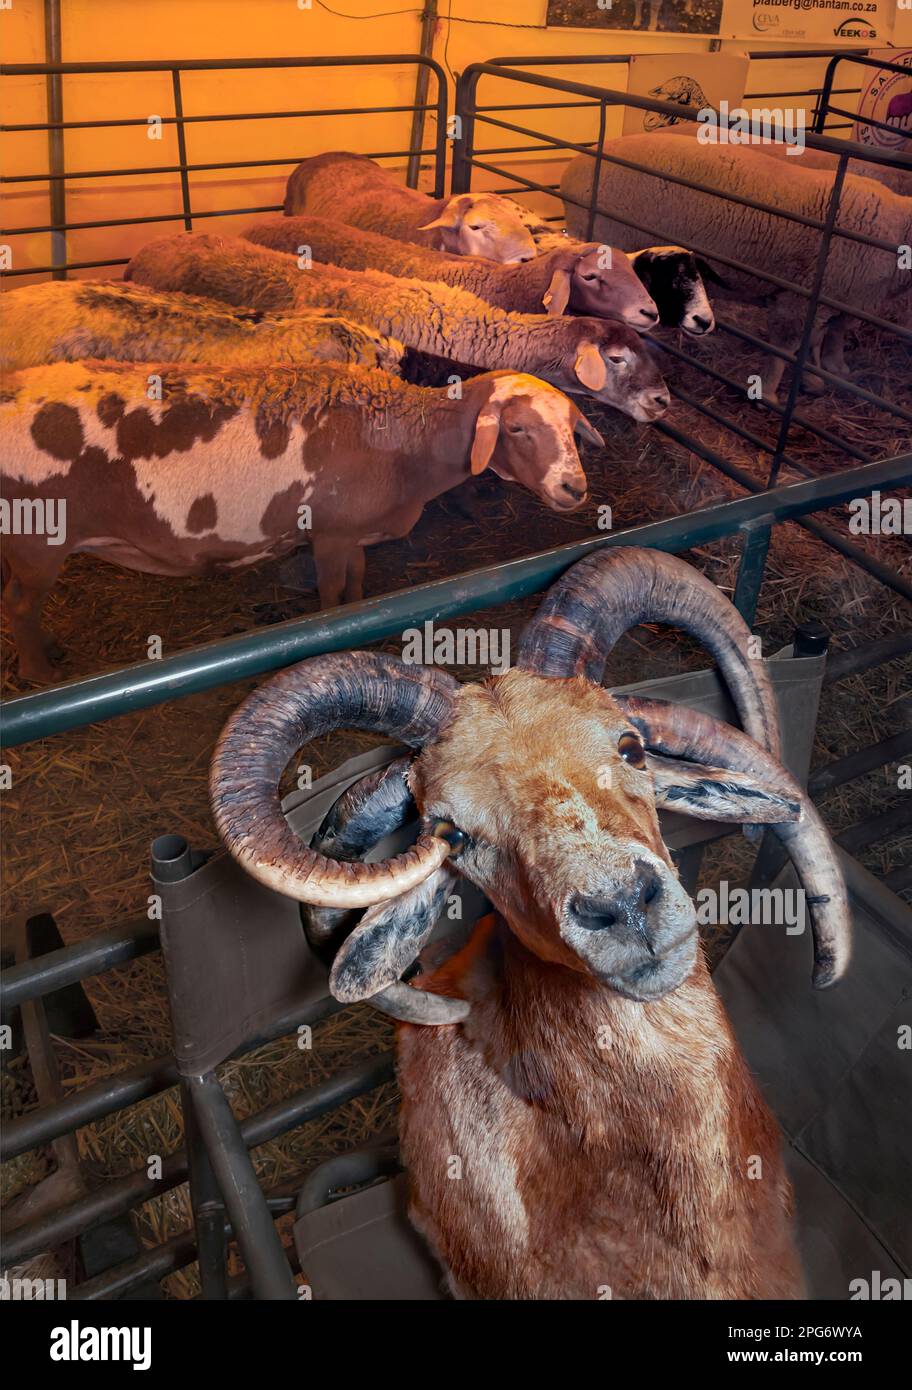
616,694,851,989
517,547,781,760
210,652,460,909
304,756,416,947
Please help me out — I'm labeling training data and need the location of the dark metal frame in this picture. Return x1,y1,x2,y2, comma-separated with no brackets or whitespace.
0,53,449,279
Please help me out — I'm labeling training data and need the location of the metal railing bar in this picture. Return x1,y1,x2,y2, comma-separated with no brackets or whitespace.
0,917,159,1010
2,201,286,236
1,992,345,1161
809,731,912,798
837,801,912,855
824,632,912,684
1,452,909,751
1,103,436,133
461,61,912,170
0,54,446,75
651,333,873,464
472,141,598,156
1,1054,179,1161
475,99,599,112
651,404,912,602
0,1051,393,1266
714,318,912,423
823,103,908,138
2,147,439,184
767,155,849,484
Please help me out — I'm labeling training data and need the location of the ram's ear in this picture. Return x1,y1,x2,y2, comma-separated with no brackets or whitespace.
329,866,456,1002
573,341,607,391
648,753,801,824
542,266,572,315
418,195,471,232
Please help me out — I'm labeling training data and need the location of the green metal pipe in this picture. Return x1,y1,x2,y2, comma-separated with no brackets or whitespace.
1,452,909,749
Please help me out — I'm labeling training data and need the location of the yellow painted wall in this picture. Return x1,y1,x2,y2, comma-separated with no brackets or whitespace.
0,0,890,286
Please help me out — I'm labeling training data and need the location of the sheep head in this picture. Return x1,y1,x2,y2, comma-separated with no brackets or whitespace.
543,244,660,332
210,548,851,1023
418,193,537,263
466,373,598,511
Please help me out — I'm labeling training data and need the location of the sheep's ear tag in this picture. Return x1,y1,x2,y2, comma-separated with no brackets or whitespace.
542,267,571,316
470,410,499,475
574,342,606,391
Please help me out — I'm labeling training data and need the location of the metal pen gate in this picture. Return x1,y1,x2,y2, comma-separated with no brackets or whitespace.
0,53,449,280
0,47,910,1298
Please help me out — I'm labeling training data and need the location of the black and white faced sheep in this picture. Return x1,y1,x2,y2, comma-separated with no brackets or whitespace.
497,196,717,336
559,133,912,398
283,151,537,264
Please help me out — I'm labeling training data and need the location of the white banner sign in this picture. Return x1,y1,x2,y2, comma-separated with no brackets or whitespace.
720,0,896,45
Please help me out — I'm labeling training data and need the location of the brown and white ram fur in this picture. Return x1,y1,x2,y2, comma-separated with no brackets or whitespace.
0,360,597,681
210,546,851,1299
283,151,537,263
125,234,671,422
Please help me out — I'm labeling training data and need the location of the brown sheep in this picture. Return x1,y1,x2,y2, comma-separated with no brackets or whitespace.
283,151,537,263
126,234,671,422
244,214,660,330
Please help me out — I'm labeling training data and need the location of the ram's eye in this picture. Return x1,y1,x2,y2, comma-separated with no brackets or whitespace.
618,732,646,768
507,423,524,434
581,273,599,281
433,820,468,854
608,354,628,365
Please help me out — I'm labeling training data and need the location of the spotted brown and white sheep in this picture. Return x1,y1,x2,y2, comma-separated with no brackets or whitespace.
0,360,599,681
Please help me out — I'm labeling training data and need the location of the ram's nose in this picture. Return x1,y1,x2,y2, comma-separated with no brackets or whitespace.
569,866,663,933
686,313,714,335
635,306,660,328
550,473,588,511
